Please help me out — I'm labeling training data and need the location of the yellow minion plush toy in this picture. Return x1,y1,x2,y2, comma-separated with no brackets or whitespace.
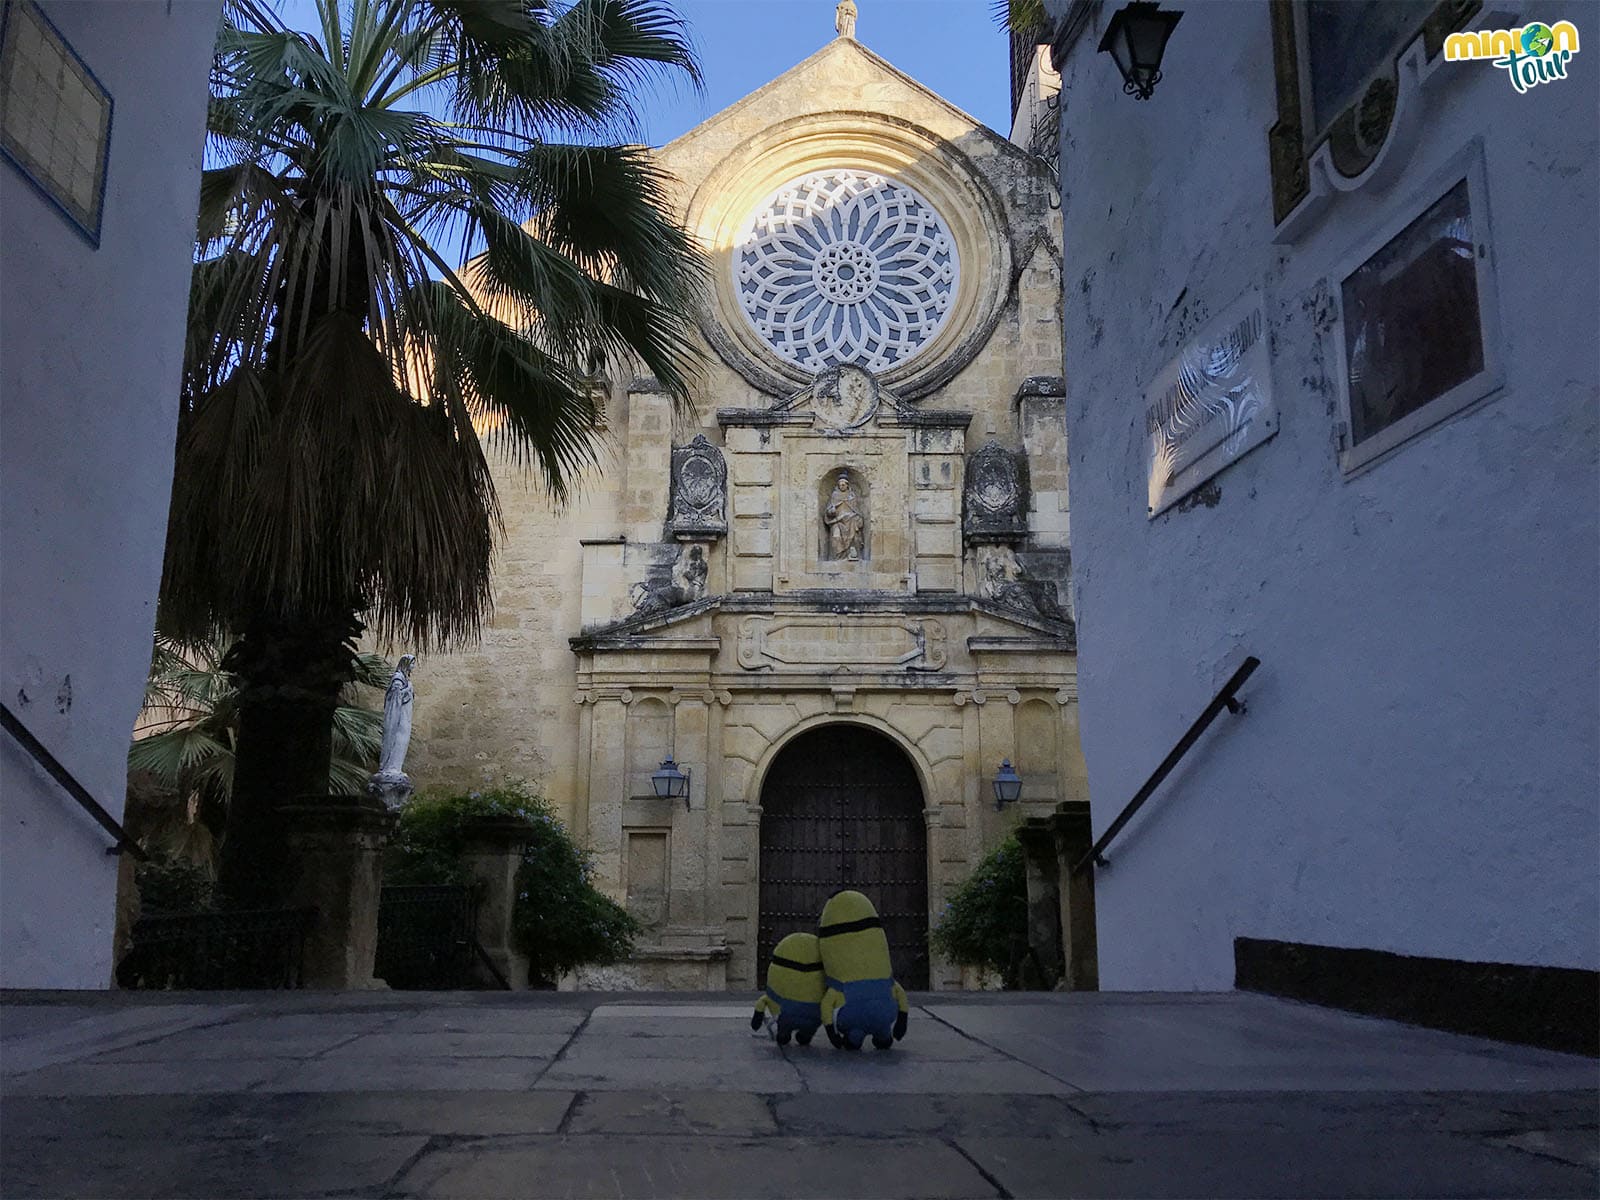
750,932,825,1045
817,890,909,1050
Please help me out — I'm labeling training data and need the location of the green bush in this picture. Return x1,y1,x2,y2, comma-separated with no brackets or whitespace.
930,835,1030,988
135,854,215,914
386,782,639,984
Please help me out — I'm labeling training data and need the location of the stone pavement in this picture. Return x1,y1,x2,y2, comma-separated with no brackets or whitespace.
1,990,1595,1198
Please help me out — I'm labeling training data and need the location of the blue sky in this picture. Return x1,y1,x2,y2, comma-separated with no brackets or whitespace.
272,0,1014,144
639,1,1012,144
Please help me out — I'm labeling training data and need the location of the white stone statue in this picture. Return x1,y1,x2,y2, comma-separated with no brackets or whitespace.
368,653,416,808
835,0,857,39
824,470,865,561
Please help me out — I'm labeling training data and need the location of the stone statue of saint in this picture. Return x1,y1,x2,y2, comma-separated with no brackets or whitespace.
835,0,857,39
369,654,416,808
824,470,865,561
674,544,709,601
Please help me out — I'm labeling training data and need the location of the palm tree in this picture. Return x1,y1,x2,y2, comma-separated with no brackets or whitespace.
127,637,390,872
992,1,1048,34
162,0,704,906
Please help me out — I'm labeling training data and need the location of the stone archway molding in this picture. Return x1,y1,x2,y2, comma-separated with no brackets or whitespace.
747,709,941,809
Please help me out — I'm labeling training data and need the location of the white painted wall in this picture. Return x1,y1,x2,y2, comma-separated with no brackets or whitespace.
1050,0,1599,988
1,1,218,988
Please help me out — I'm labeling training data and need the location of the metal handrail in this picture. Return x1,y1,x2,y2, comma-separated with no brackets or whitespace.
0,700,148,860
1072,656,1260,876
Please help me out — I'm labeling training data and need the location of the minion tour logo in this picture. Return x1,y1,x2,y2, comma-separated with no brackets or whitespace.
1444,20,1580,93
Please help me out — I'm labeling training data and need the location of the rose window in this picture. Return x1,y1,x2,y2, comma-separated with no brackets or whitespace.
734,170,959,372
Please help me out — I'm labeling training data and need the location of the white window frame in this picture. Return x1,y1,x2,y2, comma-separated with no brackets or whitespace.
1327,138,1504,477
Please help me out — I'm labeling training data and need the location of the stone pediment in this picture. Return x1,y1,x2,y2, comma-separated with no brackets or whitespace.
716,364,969,435
571,592,1072,657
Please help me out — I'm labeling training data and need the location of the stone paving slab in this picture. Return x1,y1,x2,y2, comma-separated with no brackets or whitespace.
566,1091,777,1136
258,1053,554,1093
926,1001,1600,1093
383,1008,587,1035
388,1134,998,1199
322,1030,573,1060
954,1128,1597,1199
5,1057,288,1096
773,1092,1087,1138
789,1052,1073,1095
0,1127,428,1199
538,1053,805,1093
2,992,1596,1198
0,1003,248,1075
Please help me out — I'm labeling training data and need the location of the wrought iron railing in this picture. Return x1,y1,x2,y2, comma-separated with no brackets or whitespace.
1072,656,1261,875
375,884,493,989
117,907,312,989
1,701,147,860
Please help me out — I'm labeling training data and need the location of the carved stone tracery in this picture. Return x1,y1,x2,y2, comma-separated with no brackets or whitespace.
735,170,959,373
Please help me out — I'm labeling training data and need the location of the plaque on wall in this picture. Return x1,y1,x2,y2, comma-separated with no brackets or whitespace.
668,434,727,538
0,1,113,245
1145,292,1277,518
1328,142,1502,474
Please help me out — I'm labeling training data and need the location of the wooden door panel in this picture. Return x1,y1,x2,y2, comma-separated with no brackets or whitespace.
757,726,928,989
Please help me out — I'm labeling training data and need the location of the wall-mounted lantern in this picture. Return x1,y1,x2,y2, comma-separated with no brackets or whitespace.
651,757,692,810
992,759,1023,810
1098,2,1183,100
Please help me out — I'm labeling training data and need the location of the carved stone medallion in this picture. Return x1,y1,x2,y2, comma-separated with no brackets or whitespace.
812,363,879,432
963,440,1027,542
669,434,727,537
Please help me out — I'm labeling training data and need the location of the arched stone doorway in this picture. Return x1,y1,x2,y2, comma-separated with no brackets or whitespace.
758,725,929,988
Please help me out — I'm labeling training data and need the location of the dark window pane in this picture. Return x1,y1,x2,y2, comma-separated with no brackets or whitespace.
1341,178,1484,446
1305,0,1432,133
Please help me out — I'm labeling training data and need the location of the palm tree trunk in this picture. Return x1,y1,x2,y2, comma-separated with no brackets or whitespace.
216,610,359,908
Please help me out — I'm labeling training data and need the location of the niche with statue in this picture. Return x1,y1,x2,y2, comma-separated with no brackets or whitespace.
819,467,869,563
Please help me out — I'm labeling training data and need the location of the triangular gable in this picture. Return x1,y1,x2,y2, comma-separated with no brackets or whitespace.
655,37,1035,172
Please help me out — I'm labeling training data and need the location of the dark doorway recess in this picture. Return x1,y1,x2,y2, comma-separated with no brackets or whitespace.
758,725,929,989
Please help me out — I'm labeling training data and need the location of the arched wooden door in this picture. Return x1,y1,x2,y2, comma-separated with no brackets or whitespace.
758,725,929,988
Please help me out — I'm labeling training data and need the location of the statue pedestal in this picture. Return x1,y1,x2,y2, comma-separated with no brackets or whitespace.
367,769,414,810
282,794,395,989
461,815,535,988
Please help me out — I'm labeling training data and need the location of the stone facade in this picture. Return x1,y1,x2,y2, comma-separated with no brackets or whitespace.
410,29,1085,990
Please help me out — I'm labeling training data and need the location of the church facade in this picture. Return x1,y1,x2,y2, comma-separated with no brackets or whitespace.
410,15,1086,991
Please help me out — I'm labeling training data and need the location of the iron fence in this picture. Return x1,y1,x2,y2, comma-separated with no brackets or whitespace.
375,884,486,989
118,907,312,990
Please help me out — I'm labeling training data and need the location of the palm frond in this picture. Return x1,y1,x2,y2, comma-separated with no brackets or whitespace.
165,0,703,650
993,0,1049,34
129,726,232,786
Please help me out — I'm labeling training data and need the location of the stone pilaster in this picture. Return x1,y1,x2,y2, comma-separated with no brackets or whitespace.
282,794,395,989
1015,816,1063,987
461,814,535,989
1051,800,1098,991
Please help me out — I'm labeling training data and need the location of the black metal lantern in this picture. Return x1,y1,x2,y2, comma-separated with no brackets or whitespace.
651,757,691,809
1097,2,1183,100
992,759,1023,809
